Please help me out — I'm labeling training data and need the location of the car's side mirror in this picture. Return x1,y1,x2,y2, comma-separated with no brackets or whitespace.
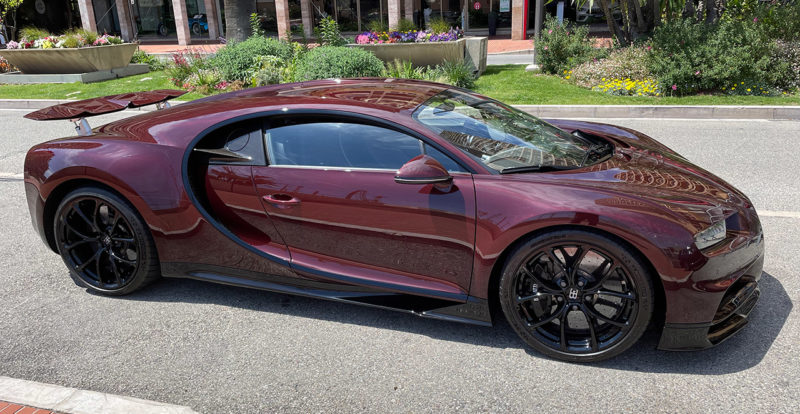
394,155,453,185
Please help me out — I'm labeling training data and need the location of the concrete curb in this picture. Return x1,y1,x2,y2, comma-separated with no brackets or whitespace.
514,104,800,120
0,376,198,414
488,49,534,55
2,99,799,120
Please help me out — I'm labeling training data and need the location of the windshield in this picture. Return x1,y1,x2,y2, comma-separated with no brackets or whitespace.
412,89,602,173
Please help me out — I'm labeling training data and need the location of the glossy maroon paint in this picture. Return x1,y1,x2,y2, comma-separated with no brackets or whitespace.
24,90,186,120
23,79,764,333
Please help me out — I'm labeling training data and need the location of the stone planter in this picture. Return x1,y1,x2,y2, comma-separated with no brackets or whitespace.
350,37,488,75
0,43,139,74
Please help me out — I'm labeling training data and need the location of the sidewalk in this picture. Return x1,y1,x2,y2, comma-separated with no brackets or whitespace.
0,401,58,414
136,34,614,56
0,377,197,414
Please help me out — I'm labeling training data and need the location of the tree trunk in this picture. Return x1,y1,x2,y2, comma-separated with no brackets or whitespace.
224,0,256,42
630,0,647,34
9,10,17,41
682,0,696,19
705,0,717,23
600,0,629,45
651,0,660,28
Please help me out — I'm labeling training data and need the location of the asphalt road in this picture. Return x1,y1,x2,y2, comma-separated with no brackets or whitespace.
0,110,797,413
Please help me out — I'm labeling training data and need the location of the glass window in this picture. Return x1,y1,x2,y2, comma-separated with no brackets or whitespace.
413,89,610,173
266,121,466,172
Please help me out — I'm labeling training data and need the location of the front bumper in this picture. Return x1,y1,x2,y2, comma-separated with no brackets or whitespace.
658,239,764,351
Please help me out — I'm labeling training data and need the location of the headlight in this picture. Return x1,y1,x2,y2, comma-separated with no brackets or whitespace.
694,221,727,250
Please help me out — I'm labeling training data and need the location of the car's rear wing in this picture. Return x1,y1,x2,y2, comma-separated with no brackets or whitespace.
24,89,187,136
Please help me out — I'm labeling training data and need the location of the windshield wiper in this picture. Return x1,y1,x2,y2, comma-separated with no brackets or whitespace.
500,165,576,174
580,144,612,167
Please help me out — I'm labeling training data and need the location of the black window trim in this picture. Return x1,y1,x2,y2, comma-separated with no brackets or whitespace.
258,110,477,174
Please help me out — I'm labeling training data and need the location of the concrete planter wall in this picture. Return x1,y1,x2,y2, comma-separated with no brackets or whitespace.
0,43,139,74
350,37,487,75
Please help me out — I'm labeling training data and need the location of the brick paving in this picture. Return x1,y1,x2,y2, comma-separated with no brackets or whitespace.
0,401,58,414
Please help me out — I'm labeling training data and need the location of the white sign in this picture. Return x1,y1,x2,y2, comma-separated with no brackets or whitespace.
499,0,510,12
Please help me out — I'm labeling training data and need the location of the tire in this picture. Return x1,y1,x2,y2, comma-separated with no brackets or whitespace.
192,22,201,35
54,186,160,296
498,229,654,363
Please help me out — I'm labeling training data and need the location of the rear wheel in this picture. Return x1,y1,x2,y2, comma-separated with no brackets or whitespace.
54,187,160,295
499,230,653,362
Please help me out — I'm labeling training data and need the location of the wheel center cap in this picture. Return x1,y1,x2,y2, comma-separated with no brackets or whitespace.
101,235,112,246
567,287,581,301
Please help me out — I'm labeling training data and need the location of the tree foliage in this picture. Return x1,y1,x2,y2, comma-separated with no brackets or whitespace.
1,0,24,41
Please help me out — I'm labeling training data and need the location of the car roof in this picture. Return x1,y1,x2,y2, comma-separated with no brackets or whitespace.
94,78,456,148
191,78,450,113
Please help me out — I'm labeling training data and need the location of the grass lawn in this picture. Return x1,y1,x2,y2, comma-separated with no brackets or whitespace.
474,65,800,105
1,65,798,105
0,71,207,101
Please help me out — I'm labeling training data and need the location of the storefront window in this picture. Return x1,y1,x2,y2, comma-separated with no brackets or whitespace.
132,0,177,37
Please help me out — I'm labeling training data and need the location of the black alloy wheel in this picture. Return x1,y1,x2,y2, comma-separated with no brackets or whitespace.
499,230,654,362
55,187,160,295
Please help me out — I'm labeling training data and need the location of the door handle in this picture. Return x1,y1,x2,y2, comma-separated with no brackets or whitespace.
262,194,301,206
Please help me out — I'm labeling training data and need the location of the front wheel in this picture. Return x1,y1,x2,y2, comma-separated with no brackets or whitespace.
499,230,654,362
54,186,160,296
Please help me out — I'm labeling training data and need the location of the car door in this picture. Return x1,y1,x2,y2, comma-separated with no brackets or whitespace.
251,114,477,299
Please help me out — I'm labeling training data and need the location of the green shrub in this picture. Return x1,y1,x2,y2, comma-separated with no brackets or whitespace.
367,20,388,33
385,59,425,79
166,50,210,86
426,60,476,89
212,36,292,81
396,18,417,32
538,16,600,75
250,13,265,37
430,18,452,34
131,49,166,70
571,46,652,88
295,46,384,80
770,40,800,92
19,27,50,41
61,34,80,49
251,55,287,86
647,18,773,95
67,28,98,45
724,0,800,41
316,16,346,46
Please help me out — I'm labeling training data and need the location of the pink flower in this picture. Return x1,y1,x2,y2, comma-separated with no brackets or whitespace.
753,17,758,22
547,29,552,34
695,70,700,75
646,45,652,51
543,45,548,50
671,84,677,91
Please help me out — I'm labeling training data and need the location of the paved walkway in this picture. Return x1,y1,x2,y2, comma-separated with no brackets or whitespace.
137,35,536,55
137,34,614,56
0,401,58,414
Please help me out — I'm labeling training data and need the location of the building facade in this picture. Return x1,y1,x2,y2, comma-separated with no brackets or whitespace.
75,0,537,46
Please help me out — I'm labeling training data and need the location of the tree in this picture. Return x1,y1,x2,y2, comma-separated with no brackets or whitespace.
224,0,257,43
0,0,23,41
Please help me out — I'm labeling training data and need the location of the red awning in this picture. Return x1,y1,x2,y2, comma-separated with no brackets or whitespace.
24,89,187,121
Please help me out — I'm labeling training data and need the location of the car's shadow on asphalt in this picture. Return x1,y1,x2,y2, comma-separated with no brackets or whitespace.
118,271,790,374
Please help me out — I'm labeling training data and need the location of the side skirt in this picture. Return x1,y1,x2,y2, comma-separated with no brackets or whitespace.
161,262,493,327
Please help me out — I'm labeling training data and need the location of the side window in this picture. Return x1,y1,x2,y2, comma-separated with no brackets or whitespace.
194,119,265,165
424,144,468,173
266,120,468,172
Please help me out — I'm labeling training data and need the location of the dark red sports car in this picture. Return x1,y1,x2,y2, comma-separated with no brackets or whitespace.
23,80,764,362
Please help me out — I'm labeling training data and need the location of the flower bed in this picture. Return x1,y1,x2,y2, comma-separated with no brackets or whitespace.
6,33,123,49
355,28,463,44
0,43,139,74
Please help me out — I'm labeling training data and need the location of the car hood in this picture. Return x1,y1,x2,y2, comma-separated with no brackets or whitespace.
539,119,754,233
